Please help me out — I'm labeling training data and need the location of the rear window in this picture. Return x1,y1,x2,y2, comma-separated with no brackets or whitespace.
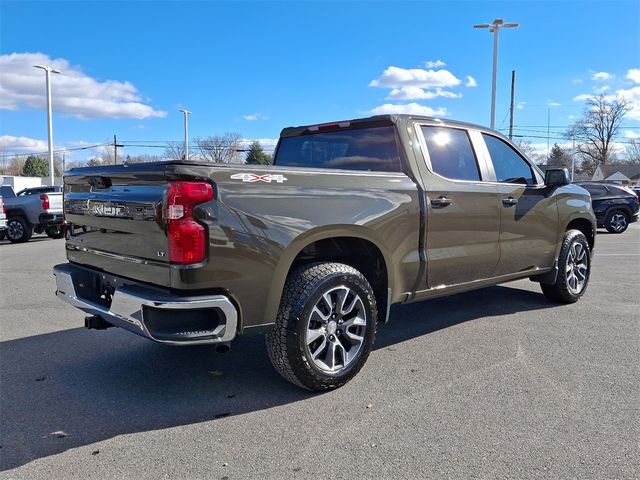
274,126,401,172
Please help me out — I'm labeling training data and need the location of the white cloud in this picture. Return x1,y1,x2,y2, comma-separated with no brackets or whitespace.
517,101,526,110
387,86,461,100
593,85,610,94
572,78,583,85
573,93,593,102
0,135,48,153
616,85,640,120
423,60,446,68
624,130,640,139
369,66,461,89
369,103,447,116
591,71,612,81
0,52,166,119
243,113,268,121
626,68,640,83
547,101,562,107
465,76,477,88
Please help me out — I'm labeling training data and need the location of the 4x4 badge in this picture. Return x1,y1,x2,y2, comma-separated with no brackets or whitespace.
230,173,288,184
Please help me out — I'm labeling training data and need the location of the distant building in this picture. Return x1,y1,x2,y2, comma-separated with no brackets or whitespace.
0,175,63,191
591,164,640,185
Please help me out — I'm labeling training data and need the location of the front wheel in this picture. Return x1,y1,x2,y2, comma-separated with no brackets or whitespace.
45,225,64,239
541,229,591,303
605,210,629,233
266,262,377,391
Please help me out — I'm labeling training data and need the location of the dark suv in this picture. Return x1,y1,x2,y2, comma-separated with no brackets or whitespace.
577,182,639,233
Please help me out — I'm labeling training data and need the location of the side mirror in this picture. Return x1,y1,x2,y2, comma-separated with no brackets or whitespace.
545,168,570,187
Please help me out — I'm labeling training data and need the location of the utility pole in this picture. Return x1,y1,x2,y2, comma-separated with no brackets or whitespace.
33,65,61,186
179,109,191,160
473,18,520,129
508,70,516,140
547,108,551,161
113,134,123,165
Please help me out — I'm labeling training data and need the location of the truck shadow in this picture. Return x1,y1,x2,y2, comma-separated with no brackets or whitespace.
1,284,552,471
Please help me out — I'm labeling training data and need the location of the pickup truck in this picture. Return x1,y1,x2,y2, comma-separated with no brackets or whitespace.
1,186,64,242
54,114,596,391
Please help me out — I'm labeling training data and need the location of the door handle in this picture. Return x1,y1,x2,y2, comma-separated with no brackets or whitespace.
431,196,452,208
502,197,518,207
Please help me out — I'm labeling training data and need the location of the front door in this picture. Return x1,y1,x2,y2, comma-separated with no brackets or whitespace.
480,133,559,276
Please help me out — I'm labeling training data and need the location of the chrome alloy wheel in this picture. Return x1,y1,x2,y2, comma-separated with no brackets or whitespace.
7,220,24,240
609,213,627,232
565,242,588,294
305,286,367,373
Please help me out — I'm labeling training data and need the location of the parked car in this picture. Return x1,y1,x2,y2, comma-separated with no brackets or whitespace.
2,185,64,242
630,185,640,199
54,115,596,391
576,182,640,233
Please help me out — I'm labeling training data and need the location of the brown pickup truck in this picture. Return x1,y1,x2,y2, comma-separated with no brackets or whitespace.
54,114,596,390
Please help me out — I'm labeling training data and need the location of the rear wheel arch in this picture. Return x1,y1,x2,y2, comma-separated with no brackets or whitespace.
263,230,393,326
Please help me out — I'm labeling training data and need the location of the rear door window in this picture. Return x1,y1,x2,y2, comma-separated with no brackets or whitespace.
274,126,401,172
421,126,481,181
482,134,536,185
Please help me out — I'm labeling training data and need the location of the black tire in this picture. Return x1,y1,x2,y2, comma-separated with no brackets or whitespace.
604,210,629,234
45,225,64,239
6,217,33,243
541,229,591,303
0,230,5,241
266,262,377,391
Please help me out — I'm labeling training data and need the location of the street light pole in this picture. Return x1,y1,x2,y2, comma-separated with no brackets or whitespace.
34,65,61,186
179,109,191,160
474,18,519,130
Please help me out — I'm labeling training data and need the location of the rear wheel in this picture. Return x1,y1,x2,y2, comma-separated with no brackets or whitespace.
6,217,32,243
266,262,377,391
541,229,590,303
45,225,64,239
605,210,629,233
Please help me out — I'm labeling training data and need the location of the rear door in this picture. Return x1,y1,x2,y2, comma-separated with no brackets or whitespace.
478,133,558,276
64,165,172,287
417,125,501,287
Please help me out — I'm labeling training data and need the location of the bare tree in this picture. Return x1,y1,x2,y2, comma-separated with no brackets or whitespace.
196,132,243,163
566,94,631,174
513,139,543,164
625,139,640,165
164,142,185,160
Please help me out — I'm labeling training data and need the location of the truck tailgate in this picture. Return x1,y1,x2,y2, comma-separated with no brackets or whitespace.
64,166,171,287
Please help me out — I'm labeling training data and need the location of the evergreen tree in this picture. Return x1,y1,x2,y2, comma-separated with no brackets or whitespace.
245,141,272,165
547,144,572,169
22,155,49,177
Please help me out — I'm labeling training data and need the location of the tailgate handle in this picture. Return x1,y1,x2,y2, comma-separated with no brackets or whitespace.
88,176,112,189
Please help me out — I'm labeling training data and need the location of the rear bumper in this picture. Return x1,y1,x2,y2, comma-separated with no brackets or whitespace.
39,213,64,226
53,263,238,345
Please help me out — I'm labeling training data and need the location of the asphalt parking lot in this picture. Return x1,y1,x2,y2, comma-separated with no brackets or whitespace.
1,226,638,479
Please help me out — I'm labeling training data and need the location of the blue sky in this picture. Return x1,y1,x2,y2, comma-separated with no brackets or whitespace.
1,0,639,162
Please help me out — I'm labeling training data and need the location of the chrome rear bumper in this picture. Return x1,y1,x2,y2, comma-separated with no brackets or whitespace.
53,263,237,345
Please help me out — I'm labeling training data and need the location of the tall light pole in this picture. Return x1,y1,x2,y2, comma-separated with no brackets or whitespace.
34,65,61,186
473,18,519,130
179,109,191,160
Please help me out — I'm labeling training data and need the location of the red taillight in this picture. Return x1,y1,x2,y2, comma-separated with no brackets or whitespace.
40,194,50,210
166,181,214,264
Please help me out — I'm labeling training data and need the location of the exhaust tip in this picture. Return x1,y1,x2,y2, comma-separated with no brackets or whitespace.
215,344,230,354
